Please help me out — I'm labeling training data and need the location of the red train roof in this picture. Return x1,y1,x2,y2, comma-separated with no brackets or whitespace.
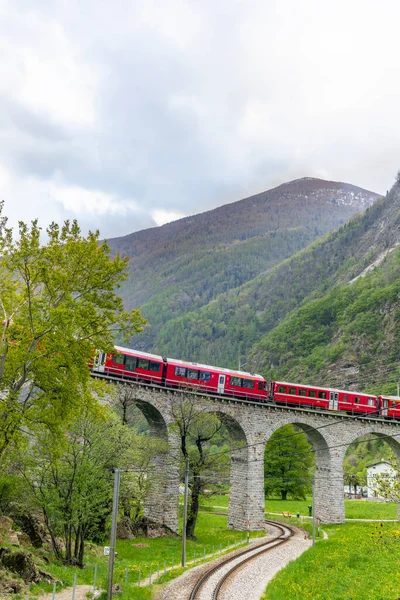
114,345,163,361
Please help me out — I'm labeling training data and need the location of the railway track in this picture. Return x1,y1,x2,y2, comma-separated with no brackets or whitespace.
188,520,295,600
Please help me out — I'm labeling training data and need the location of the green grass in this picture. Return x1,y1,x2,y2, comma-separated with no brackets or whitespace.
15,499,400,599
26,512,264,600
201,495,398,520
262,521,400,600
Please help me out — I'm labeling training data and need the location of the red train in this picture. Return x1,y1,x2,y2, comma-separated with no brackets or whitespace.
90,346,400,419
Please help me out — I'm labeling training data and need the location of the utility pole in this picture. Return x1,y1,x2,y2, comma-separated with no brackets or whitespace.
181,457,189,567
107,469,121,600
312,474,316,547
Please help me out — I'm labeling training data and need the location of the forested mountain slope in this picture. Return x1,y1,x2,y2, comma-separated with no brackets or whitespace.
150,180,400,390
108,178,379,350
256,247,400,393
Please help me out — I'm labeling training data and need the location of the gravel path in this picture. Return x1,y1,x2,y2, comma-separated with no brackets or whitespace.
37,585,95,600
155,525,311,600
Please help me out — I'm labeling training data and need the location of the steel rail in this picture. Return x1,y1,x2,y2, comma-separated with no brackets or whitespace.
188,520,294,600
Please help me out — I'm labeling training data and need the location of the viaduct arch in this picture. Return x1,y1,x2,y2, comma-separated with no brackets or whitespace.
104,379,400,533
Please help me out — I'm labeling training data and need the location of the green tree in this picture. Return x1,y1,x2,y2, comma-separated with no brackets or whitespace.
170,396,230,538
264,425,314,500
15,398,161,566
0,205,145,457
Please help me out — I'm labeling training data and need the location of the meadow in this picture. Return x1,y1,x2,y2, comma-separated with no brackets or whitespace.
19,498,400,599
200,494,398,520
26,512,264,600
262,521,400,600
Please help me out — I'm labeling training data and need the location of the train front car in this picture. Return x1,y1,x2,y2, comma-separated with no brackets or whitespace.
92,346,164,384
379,396,400,419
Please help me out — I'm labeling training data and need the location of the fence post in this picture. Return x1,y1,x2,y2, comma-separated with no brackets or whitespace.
138,571,141,586
93,564,98,594
71,573,77,600
51,582,56,600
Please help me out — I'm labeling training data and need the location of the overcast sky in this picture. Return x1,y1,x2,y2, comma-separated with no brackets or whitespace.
1,0,400,239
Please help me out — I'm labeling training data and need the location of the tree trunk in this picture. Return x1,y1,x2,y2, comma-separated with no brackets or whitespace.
186,474,201,539
281,489,288,500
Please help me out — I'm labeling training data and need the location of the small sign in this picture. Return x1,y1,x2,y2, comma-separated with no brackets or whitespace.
104,546,110,556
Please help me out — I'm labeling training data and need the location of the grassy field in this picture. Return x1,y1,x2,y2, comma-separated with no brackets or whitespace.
262,521,400,600
26,512,264,600
15,498,400,599
200,495,398,520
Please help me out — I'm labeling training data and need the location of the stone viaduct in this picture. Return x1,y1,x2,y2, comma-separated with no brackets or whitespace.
102,378,400,534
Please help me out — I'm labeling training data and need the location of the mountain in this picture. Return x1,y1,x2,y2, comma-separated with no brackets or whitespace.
155,179,400,393
108,177,380,352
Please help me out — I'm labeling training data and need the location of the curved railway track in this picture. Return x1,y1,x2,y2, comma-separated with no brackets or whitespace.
188,520,295,600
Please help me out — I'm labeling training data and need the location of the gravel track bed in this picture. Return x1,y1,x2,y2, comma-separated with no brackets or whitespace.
155,525,310,600
218,528,311,600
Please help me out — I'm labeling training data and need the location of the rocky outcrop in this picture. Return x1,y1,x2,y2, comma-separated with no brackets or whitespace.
0,547,56,584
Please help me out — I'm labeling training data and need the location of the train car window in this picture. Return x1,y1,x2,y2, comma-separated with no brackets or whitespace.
242,379,254,389
298,389,307,396
199,371,211,381
137,358,149,370
355,397,360,403
288,387,296,395
343,395,348,402
187,369,199,379
277,385,286,393
124,356,137,371
231,377,242,386
308,390,317,397
258,382,264,390
112,353,125,365
175,366,187,377
149,361,161,372
318,391,327,399
368,398,375,406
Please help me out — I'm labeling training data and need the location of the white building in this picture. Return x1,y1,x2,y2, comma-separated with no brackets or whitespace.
366,460,396,499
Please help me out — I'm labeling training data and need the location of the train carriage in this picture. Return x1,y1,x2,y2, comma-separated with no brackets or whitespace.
272,381,378,415
379,396,400,419
164,358,268,401
272,381,330,410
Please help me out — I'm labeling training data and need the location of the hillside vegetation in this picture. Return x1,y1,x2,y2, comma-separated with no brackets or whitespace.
107,178,378,352
150,181,400,393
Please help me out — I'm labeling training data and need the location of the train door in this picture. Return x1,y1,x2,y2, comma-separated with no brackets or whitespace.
329,391,339,410
218,374,226,394
93,350,106,372
381,397,388,417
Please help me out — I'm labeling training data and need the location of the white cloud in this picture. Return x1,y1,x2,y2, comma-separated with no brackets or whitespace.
50,184,138,216
0,4,99,127
1,0,400,237
152,209,186,227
